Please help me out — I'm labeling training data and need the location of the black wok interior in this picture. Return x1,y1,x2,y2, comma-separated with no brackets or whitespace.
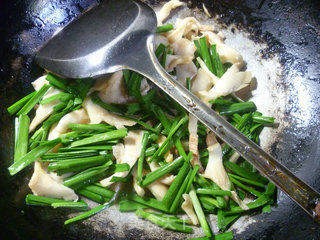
0,0,319,239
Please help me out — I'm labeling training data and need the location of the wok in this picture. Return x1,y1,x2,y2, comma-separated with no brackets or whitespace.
0,0,319,239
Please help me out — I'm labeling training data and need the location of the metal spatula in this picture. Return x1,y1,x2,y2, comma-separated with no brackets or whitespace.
35,0,320,224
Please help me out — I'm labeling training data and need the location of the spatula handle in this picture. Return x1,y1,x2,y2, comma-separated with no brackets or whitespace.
127,35,320,224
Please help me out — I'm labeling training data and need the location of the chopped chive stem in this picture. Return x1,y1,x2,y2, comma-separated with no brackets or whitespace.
193,39,201,57
42,150,99,159
217,209,239,231
169,169,192,213
149,115,188,162
40,92,72,105
80,185,115,199
58,145,113,152
262,204,271,213
201,202,216,212
136,209,192,233
26,194,88,210
214,102,257,116
7,91,36,115
65,200,114,225
142,156,184,187
76,189,107,204
209,98,235,106
130,194,167,212
110,176,128,183
121,114,158,132
189,185,212,237
47,155,110,172
70,129,127,148
160,46,167,68
119,200,147,212
137,132,150,185
213,183,228,209
214,231,234,240
210,44,224,77
187,237,210,240
8,138,61,175
199,196,219,208
265,181,276,196
51,201,88,210
109,163,130,173
26,194,70,206
156,24,174,33
223,194,271,216
185,164,200,193
155,43,166,59
14,114,30,162
159,125,186,159
174,138,188,160
63,161,112,189
162,160,191,209
186,77,191,91
224,161,268,184
145,145,157,157
252,115,275,124
153,106,171,131
228,173,265,188
46,73,69,91
199,37,214,73
196,188,232,197
17,84,50,115
151,212,191,224
14,117,19,148
69,123,114,132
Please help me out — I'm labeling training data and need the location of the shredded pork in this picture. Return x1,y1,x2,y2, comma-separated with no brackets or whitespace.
29,161,78,201
100,130,145,187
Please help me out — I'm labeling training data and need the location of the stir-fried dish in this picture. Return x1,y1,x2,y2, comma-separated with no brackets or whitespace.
7,1,276,239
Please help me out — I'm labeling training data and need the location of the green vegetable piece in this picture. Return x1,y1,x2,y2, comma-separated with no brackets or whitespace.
130,194,167,212
63,161,112,189
40,92,72,105
25,194,88,210
185,164,200,193
17,84,50,115
137,132,150,185
141,156,184,187
224,161,268,184
7,91,36,115
229,176,263,197
215,231,234,240
47,155,110,172
119,200,147,212
169,169,192,213
196,188,232,197
69,123,114,132
81,184,115,199
8,138,61,175
14,114,30,162
216,102,257,116
162,161,190,209
136,209,192,233
70,129,127,148
76,189,107,204
65,200,114,225
189,185,212,237
156,24,174,33
228,173,265,188
217,209,239,231
51,201,88,210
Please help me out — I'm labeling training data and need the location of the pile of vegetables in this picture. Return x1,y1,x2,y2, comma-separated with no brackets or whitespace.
7,4,277,239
